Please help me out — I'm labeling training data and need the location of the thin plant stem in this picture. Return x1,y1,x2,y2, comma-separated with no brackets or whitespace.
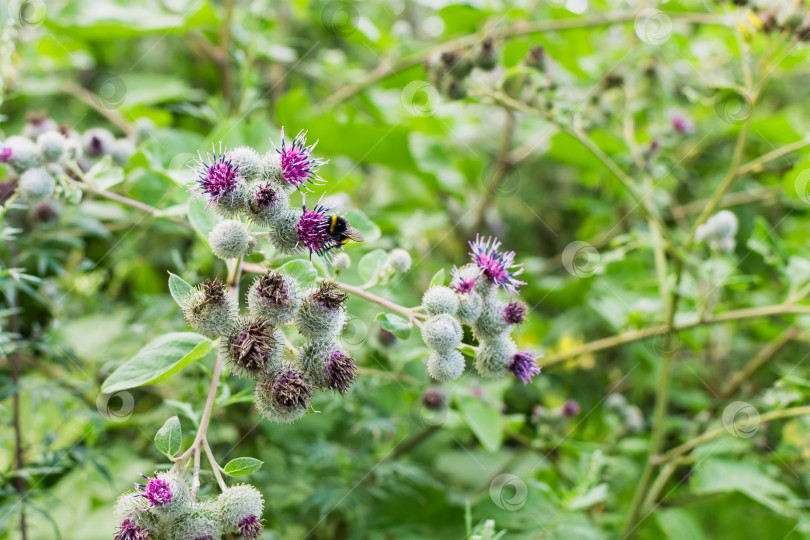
624,48,768,534
203,438,228,492
720,325,801,398
654,406,810,465
9,242,27,540
543,303,810,366
65,161,189,227
321,10,729,108
183,257,242,496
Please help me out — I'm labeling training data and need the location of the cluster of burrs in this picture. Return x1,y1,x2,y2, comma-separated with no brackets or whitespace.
114,472,263,540
183,274,357,424
420,235,541,384
0,112,137,207
191,129,361,263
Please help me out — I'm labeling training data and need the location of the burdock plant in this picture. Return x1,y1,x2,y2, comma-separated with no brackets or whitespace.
100,128,542,540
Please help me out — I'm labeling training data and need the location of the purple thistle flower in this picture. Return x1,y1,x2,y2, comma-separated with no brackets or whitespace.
422,388,446,410
0,146,11,163
670,112,695,134
297,202,343,260
504,301,528,325
135,472,172,507
115,519,150,540
468,235,526,295
271,127,328,191
254,182,279,209
238,515,264,539
189,142,243,209
450,265,477,294
561,399,580,417
312,281,348,310
272,370,312,409
325,350,356,394
509,351,541,385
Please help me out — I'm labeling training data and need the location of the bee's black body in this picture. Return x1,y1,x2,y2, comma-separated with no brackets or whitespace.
328,215,365,244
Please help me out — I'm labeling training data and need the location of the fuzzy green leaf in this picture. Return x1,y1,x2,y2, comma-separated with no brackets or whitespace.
168,272,193,308
187,198,221,242
154,416,182,458
223,457,264,476
359,249,388,283
277,259,317,288
429,268,445,288
457,396,503,452
101,333,213,393
376,312,412,340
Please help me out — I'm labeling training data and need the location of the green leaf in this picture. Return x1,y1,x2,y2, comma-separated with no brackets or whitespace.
457,343,476,357
567,483,608,510
277,259,317,288
222,457,264,477
429,268,445,288
457,396,503,452
342,208,381,243
93,167,125,191
168,272,193,308
376,313,411,340
101,333,213,393
154,416,182,458
359,249,388,282
691,459,797,516
655,508,706,540
187,198,220,242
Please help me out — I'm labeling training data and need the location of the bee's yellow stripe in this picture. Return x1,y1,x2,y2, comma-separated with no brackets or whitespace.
329,214,338,233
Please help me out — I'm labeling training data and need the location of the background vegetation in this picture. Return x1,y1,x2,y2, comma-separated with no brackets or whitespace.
3,0,810,538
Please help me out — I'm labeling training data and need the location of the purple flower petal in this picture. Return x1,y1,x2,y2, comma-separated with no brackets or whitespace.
509,352,541,385
468,235,526,294
272,127,328,191
189,142,243,209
